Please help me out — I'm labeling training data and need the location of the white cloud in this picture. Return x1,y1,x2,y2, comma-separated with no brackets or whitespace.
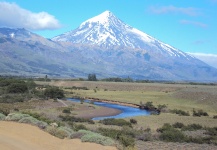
0,2,61,30
180,20,207,28
148,5,201,16
187,52,217,68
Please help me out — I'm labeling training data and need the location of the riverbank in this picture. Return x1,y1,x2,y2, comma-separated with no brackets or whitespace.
86,97,140,108
0,121,117,150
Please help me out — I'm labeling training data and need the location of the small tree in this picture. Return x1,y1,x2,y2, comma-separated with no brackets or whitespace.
88,74,97,81
44,87,64,99
7,82,28,93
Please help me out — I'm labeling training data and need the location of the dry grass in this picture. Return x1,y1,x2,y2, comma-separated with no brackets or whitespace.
127,113,217,131
31,81,217,149
136,141,217,150
36,80,217,127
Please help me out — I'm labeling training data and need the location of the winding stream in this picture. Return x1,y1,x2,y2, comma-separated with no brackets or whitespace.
68,98,150,120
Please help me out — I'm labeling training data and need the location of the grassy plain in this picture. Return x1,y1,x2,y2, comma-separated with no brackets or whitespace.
35,80,217,130
2,80,217,150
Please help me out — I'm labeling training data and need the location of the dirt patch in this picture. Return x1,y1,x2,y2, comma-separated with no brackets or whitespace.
75,105,122,119
0,121,117,150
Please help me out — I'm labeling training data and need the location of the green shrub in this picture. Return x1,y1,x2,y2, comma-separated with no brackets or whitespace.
97,128,120,139
159,128,186,142
0,94,24,103
193,109,209,117
157,104,167,111
97,127,136,147
0,107,10,115
99,118,132,127
22,111,52,124
157,123,173,133
158,123,187,142
5,113,30,121
46,126,73,139
173,122,185,129
170,109,190,116
44,87,64,99
59,115,94,124
70,132,85,139
18,116,48,129
182,124,203,131
137,132,152,141
205,127,217,136
62,108,71,114
0,113,6,120
130,119,137,124
7,82,28,93
73,124,88,131
118,135,135,148
80,130,115,146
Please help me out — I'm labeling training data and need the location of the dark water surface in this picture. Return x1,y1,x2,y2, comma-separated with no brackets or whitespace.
68,98,150,120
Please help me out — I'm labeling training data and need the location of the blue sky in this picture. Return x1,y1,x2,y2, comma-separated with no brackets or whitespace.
0,0,217,63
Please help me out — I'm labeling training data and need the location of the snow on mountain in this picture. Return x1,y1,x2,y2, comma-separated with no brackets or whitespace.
53,10,191,58
1,12,216,81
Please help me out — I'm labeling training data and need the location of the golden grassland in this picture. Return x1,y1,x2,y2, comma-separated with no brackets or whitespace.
34,80,217,131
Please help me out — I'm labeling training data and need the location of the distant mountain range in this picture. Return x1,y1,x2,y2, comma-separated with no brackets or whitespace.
0,11,217,81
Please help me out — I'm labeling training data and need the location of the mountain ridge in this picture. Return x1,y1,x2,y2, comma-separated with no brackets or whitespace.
0,11,217,81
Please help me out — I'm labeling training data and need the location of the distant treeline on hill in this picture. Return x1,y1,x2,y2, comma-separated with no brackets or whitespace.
0,75,216,85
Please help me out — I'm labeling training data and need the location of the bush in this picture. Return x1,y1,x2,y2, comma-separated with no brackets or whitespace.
99,118,132,127
5,113,30,121
62,108,71,114
18,116,48,129
157,123,173,133
0,113,6,120
137,132,152,141
46,126,74,139
44,87,64,99
193,109,209,117
59,115,94,124
0,94,24,103
118,135,135,147
213,115,217,119
173,122,185,129
170,109,190,116
159,128,186,142
70,132,85,139
97,127,136,147
157,104,167,111
23,111,52,124
73,124,88,131
0,107,10,115
130,119,137,124
79,130,115,146
7,82,28,93
182,124,203,131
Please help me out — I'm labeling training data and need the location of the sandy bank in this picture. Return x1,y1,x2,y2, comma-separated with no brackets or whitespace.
0,121,117,150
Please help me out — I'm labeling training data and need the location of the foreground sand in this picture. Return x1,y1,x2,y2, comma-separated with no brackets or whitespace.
0,121,117,150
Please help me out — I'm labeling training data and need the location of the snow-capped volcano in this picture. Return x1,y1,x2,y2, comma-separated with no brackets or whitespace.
52,11,189,58
0,11,212,81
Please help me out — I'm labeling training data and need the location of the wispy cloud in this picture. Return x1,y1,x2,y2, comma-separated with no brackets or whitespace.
0,2,61,30
148,5,201,16
192,40,209,45
187,52,217,68
180,20,207,28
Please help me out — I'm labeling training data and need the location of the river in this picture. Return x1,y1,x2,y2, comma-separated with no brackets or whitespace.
68,98,150,120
